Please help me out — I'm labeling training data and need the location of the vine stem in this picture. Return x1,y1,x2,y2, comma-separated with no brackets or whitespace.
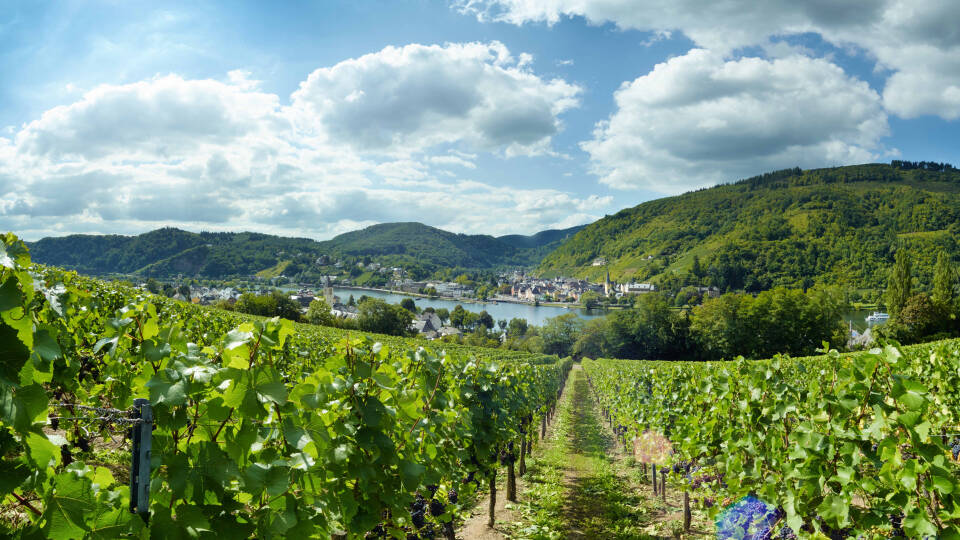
11,491,41,516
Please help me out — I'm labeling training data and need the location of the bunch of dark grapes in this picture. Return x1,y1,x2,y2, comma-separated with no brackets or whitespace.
426,485,438,497
889,513,904,538
447,489,458,504
776,525,797,539
951,441,960,461
365,524,387,539
49,415,59,431
75,436,90,452
429,498,445,517
410,494,426,529
60,446,73,466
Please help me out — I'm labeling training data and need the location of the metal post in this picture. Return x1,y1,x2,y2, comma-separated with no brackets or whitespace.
129,399,152,522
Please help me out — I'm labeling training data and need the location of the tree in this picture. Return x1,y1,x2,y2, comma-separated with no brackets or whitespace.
507,318,528,337
540,313,584,357
893,293,946,342
400,298,417,313
497,319,507,332
462,312,480,331
356,298,413,336
145,278,161,294
450,305,467,329
477,310,494,330
691,255,704,284
162,284,176,297
347,294,356,306
932,251,956,309
580,290,601,309
886,249,912,319
178,284,191,298
572,318,611,359
436,308,450,325
305,299,335,327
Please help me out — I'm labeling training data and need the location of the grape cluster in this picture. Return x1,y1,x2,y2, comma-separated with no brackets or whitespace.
776,525,796,539
75,436,90,452
951,441,960,461
429,499,445,518
364,524,387,539
61,446,73,466
447,489,458,504
689,471,724,490
888,513,904,538
410,494,426,529
49,415,59,431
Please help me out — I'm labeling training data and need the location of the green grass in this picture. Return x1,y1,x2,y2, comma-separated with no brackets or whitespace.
505,368,666,539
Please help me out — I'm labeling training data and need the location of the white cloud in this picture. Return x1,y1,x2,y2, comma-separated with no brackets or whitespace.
458,0,960,120
290,42,581,155
3,45,604,241
582,50,889,192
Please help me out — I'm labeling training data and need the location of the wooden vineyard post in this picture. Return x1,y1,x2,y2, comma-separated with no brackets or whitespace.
683,491,691,532
129,399,153,522
541,415,546,439
660,469,666,502
518,435,526,477
488,470,497,527
652,464,658,495
507,453,517,502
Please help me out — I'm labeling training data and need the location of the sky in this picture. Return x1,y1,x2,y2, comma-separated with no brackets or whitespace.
2,0,959,241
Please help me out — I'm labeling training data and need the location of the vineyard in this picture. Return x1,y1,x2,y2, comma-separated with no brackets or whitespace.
6,224,960,539
583,340,960,538
0,233,571,539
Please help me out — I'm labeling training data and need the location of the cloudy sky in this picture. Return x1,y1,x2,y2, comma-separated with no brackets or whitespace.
3,0,959,241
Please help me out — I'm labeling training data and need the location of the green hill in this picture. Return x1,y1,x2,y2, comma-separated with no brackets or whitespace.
26,222,584,279
538,163,960,292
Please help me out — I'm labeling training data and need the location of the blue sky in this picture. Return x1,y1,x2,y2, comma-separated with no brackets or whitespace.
2,0,958,240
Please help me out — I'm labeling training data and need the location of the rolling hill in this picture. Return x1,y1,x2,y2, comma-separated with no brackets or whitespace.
538,163,960,292
26,222,585,279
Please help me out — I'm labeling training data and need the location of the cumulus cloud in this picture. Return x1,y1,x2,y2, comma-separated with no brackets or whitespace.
458,0,960,120
3,43,602,241
290,42,581,155
582,50,888,192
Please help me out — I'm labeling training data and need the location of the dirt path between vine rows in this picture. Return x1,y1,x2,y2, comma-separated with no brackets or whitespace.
456,368,573,540
457,365,712,539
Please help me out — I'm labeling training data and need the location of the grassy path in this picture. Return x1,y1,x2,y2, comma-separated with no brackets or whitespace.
497,365,713,540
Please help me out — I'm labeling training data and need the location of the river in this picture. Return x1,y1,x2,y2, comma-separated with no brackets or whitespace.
322,287,882,330
331,287,605,326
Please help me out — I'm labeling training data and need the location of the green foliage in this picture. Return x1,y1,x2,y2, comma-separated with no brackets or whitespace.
356,297,414,337
690,287,848,359
305,299,335,327
540,313,584,357
886,248,913,319
932,250,957,308
539,164,960,292
234,290,303,322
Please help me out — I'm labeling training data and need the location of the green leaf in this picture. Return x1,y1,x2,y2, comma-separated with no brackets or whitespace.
44,468,96,540
399,460,425,491
0,459,30,496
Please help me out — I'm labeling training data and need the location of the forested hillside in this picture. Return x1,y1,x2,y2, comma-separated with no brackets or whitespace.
27,223,582,279
539,163,960,292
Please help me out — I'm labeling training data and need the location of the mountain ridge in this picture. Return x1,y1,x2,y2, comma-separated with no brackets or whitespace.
537,163,960,292
26,222,586,279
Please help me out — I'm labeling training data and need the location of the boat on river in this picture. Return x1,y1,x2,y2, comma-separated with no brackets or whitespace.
865,311,890,323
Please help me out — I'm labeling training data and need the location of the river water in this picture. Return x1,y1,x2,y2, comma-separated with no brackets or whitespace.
332,287,604,326
322,287,882,330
